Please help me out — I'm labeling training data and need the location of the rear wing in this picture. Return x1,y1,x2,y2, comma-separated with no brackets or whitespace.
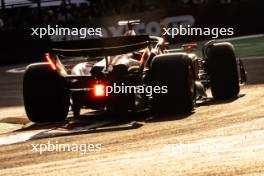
49,35,150,57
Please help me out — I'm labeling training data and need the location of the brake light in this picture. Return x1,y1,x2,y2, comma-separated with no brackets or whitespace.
44,53,56,70
93,84,106,97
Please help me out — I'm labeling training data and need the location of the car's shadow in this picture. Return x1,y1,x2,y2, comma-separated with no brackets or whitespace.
196,94,245,106
13,94,245,141
13,109,192,141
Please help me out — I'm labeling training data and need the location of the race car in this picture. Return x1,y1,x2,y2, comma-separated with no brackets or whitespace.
23,21,246,123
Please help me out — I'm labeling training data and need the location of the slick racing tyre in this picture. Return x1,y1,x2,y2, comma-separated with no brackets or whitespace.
23,63,69,123
206,42,240,99
149,53,195,113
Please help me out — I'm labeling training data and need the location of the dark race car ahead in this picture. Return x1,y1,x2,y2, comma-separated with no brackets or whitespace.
23,21,246,123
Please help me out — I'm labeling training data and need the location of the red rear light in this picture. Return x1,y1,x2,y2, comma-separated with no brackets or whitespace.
93,84,106,97
44,53,57,70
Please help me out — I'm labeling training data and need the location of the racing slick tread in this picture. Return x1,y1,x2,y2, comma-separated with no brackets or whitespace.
149,54,195,113
23,63,69,123
206,43,240,99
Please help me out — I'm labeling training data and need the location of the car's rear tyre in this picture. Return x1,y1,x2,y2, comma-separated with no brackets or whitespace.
23,63,69,123
206,42,240,99
149,54,195,113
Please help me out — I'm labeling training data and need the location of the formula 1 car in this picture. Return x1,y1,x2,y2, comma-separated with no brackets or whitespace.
23,21,246,123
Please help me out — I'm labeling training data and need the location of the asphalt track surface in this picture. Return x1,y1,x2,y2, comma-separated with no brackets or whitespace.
0,58,264,175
